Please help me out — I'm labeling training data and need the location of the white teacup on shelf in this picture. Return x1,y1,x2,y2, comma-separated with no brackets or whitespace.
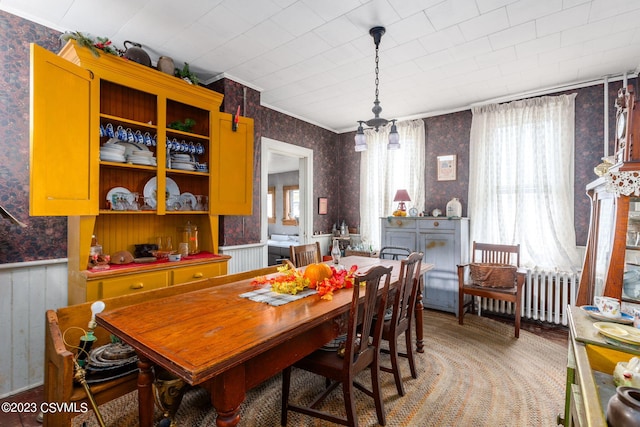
594,296,621,319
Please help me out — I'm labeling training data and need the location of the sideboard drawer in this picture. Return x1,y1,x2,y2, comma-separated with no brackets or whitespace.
89,271,169,299
171,262,225,285
418,219,456,230
383,217,416,229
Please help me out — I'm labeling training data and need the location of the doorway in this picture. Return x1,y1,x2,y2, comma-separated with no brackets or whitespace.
261,138,313,245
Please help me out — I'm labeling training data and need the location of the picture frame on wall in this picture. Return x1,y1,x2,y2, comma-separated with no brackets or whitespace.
318,197,328,215
437,154,457,181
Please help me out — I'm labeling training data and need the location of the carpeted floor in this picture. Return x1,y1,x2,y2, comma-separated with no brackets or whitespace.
73,310,567,426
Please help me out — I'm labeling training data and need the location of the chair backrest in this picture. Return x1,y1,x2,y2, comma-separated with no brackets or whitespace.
391,252,424,329
345,265,392,366
472,242,520,267
289,242,322,267
379,246,411,260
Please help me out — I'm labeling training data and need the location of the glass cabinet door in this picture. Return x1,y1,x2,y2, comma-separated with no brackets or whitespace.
594,196,615,298
624,197,640,302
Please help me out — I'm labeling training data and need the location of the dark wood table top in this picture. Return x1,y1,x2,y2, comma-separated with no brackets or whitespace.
96,256,431,385
96,256,434,426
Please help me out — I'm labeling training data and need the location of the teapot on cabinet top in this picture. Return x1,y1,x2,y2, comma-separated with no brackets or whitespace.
123,41,151,67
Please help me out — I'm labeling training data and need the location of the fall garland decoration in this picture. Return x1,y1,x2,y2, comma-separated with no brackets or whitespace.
251,261,358,300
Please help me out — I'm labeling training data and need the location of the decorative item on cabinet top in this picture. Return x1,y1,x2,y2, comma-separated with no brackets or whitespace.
446,198,462,218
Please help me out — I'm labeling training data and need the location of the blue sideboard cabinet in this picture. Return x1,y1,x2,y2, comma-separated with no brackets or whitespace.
381,217,470,315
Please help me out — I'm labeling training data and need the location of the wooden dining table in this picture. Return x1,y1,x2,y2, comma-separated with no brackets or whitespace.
96,256,434,427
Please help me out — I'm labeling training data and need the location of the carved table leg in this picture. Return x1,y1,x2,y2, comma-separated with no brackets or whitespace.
137,354,155,427
210,365,246,427
415,274,425,353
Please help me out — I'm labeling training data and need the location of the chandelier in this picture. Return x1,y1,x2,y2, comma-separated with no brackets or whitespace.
354,26,400,152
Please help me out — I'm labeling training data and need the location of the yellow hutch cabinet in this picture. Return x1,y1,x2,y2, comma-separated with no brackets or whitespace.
30,41,253,304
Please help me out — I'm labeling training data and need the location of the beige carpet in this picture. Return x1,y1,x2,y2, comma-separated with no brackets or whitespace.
73,310,567,426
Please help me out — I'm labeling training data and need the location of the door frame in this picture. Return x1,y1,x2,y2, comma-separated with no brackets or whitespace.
261,137,313,245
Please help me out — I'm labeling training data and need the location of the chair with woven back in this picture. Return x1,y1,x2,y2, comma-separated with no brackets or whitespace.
289,242,322,267
379,251,423,396
457,242,526,338
281,265,393,427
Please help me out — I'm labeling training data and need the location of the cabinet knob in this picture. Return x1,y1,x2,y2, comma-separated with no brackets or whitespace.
193,272,204,278
434,221,439,227
130,283,144,289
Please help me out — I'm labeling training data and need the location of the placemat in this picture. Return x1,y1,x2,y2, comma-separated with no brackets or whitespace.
239,285,317,306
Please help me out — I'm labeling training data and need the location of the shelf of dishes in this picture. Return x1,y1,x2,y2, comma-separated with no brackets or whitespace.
104,177,208,212
99,121,209,172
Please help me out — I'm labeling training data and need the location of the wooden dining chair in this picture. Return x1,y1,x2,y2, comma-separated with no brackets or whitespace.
281,265,392,427
289,242,322,267
379,251,423,396
379,246,411,260
457,242,526,338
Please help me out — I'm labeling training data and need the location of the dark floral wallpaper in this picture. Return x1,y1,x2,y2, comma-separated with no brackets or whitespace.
209,78,341,245
0,9,626,263
0,11,65,263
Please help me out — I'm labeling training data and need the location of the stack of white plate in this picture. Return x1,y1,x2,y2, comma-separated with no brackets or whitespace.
100,143,126,162
171,153,195,171
128,150,157,166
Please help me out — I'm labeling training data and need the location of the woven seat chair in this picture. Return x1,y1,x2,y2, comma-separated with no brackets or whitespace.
379,251,423,396
281,265,392,427
457,242,526,338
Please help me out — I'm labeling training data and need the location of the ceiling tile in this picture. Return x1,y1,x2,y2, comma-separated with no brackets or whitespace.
458,7,510,41
515,32,561,58
270,1,325,36
425,0,480,31
386,11,436,44
488,21,536,50
535,3,590,37
506,0,562,27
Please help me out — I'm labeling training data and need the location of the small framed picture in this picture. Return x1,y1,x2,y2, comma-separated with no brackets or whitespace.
318,197,328,215
437,155,457,181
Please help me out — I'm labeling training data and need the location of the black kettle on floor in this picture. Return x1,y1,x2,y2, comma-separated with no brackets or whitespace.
123,41,151,67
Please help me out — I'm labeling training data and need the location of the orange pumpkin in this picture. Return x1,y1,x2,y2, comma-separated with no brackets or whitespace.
303,263,333,287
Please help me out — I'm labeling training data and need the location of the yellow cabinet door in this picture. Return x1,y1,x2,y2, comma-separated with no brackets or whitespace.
29,43,99,216
211,113,254,215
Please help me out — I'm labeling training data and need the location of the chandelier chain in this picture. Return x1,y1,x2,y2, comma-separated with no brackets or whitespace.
374,44,380,102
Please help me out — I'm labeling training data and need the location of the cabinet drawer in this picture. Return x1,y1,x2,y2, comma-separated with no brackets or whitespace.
172,263,224,285
418,219,455,230
383,218,416,229
89,271,168,299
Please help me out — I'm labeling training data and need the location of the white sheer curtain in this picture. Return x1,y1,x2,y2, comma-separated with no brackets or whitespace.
359,119,425,249
468,94,581,271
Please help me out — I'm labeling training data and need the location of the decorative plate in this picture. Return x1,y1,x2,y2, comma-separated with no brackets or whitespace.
106,187,132,206
180,192,197,210
581,305,634,324
143,177,180,209
594,322,640,345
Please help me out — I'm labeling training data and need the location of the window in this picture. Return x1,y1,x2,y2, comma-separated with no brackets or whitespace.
359,120,426,249
282,185,299,225
267,187,275,224
468,94,581,271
